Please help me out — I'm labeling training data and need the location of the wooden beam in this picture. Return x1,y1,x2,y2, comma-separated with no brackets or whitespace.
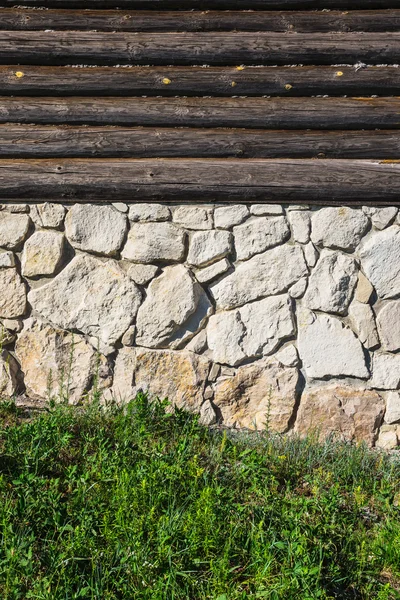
0,97,399,130
0,158,399,202
0,1,398,9
2,65,400,97
1,9,399,32
0,31,399,66
2,125,400,159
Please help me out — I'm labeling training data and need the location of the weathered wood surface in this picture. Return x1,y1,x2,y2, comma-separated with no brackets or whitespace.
2,65,400,97
2,125,400,159
1,97,398,129
1,9,399,32
1,31,399,66
0,159,399,202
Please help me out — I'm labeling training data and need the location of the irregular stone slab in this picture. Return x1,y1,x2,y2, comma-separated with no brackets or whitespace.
304,242,319,268
128,203,170,222
29,254,141,355
295,385,384,446
0,268,27,319
288,211,311,244
363,206,397,230
355,271,374,304
214,205,249,229
349,300,379,349
172,206,213,230
21,231,64,278
250,204,284,216
370,353,400,390
65,204,127,257
0,213,31,250
110,346,209,411
311,207,369,251
122,222,186,263
233,217,290,261
112,202,128,213
0,251,15,268
297,309,368,379
303,250,358,315
186,329,207,354
0,204,29,213
0,350,20,397
289,277,308,299
207,295,294,366
376,301,400,351
2,319,22,333
210,244,308,310
358,226,400,299
0,322,16,346
376,426,399,450
127,263,159,286
15,318,103,404
30,203,66,229
275,344,300,367
121,325,136,347
187,230,232,267
136,265,212,349
213,359,299,432
384,391,400,424
199,400,217,426
194,258,230,283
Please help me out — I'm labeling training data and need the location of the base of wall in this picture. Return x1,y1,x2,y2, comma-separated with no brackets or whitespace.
1,201,399,449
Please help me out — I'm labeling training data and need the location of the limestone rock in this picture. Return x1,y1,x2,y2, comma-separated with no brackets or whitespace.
0,323,16,346
122,222,186,263
121,325,136,347
199,400,217,426
214,205,249,229
128,203,170,222
0,350,20,397
30,203,66,229
110,346,210,411
250,204,284,216
15,318,103,404
304,242,319,268
186,329,207,354
0,268,27,319
28,254,141,355
127,263,159,286
0,252,15,268
21,231,64,278
295,385,384,445
349,300,379,349
370,353,400,390
376,426,398,450
0,213,31,250
355,272,374,304
384,391,400,424
65,204,127,257
303,250,358,315
289,277,308,299
172,206,213,230
207,295,294,366
376,302,400,351
358,226,400,299
0,204,28,213
297,309,368,379
275,344,300,367
112,203,128,213
363,206,397,230
194,258,230,283
187,230,232,267
210,244,308,309
136,265,212,349
233,217,290,261
311,207,369,251
2,319,22,333
213,358,299,432
288,211,311,244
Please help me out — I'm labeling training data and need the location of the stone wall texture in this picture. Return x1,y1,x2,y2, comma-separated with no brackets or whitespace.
1,201,400,448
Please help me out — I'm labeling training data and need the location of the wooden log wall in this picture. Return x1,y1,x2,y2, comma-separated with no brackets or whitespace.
0,2,399,203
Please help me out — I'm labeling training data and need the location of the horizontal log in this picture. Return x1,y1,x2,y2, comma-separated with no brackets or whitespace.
2,65,400,97
0,1,398,9
1,9,400,32
1,31,399,66
0,158,399,202
0,97,399,130
2,125,400,159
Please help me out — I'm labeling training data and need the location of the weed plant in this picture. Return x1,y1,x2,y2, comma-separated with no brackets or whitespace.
0,395,400,599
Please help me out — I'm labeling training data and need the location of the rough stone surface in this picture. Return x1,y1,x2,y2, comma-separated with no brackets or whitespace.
199,400,217,425
376,426,398,450
0,268,27,319
122,222,185,263
127,263,159,286
0,213,31,250
370,353,400,390
30,203,66,229
172,206,213,229
29,255,141,355
214,205,249,229
355,271,374,304
65,204,127,257
349,300,379,349
187,230,232,267
303,251,358,315
289,277,308,299
376,302,400,352
250,204,284,216
233,217,290,261
128,204,170,222
275,344,300,367
304,242,319,268
0,350,20,397
288,211,311,244
210,244,307,309
311,207,369,251
136,265,212,349
359,226,400,299
21,231,64,278
384,391,400,424
194,258,230,283
363,206,397,230
213,359,299,432
298,309,368,379
295,385,384,445
0,252,15,268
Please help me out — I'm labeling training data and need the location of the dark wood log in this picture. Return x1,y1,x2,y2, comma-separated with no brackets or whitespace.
1,31,399,66
1,9,400,32
0,1,398,9
2,125,400,159
0,97,399,130
0,158,399,203
2,65,400,97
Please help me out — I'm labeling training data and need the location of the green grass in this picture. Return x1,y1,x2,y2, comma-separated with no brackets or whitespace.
0,395,400,600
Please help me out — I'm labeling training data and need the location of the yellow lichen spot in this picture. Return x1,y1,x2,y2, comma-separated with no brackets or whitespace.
236,65,245,71
285,84,293,90
15,71,24,78
336,71,344,77
162,77,171,85
231,81,237,87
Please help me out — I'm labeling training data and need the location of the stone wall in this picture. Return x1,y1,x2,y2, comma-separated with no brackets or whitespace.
1,201,400,448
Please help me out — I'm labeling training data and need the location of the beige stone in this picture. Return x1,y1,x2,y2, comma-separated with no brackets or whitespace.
376,426,398,450
250,204,283,216
0,252,16,268
0,268,27,319
311,207,369,251
214,205,249,229
122,222,186,263
288,211,311,244
359,226,400,299
127,263,159,286
384,391,400,424
376,301,400,351
30,203,66,229
65,204,127,257
128,204,170,222
187,230,232,267
199,400,217,426
233,217,290,261
194,258,230,283
348,300,379,349
0,213,31,250
21,231,64,278
0,350,20,397
355,272,374,304
172,206,213,229
370,353,400,390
